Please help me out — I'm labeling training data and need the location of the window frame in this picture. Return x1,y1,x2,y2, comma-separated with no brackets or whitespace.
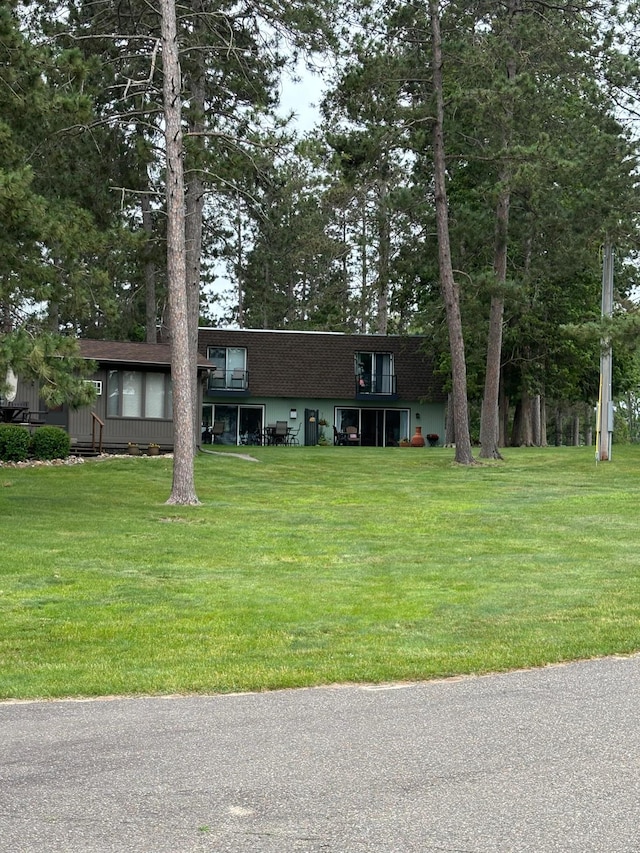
206,346,248,390
107,369,173,420
355,351,395,395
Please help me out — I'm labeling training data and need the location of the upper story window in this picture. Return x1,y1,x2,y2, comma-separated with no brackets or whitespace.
107,370,172,419
355,352,396,395
207,346,248,390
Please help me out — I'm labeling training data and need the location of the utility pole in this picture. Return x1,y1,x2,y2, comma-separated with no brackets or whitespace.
597,243,614,461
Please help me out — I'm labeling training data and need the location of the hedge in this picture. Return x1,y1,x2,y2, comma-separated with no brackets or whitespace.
0,424,72,462
31,426,71,460
0,424,31,462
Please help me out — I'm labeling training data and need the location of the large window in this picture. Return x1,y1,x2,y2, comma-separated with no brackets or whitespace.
207,346,248,390
107,370,172,419
201,403,263,445
355,352,395,394
336,407,409,447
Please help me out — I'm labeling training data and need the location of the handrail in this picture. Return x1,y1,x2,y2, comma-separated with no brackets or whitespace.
91,412,104,453
355,373,397,395
207,368,249,391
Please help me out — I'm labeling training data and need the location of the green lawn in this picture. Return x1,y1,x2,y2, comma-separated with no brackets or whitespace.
1,445,639,699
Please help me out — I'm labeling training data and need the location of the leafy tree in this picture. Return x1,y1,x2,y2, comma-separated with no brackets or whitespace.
0,2,107,404
0,330,96,408
440,1,640,453
428,0,474,463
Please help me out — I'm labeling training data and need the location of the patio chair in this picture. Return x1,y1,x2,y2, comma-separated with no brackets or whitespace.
209,367,225,388
334,426,348,446
211,420,225,443
230,368,245,389
273,421,289,445
286,423,302,446
345,426,361,445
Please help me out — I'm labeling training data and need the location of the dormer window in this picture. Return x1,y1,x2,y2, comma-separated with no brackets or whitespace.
207,346,248,390
355,352,396,395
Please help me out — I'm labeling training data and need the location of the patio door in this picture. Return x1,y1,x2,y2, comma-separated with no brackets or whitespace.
204,404,263,445
336,407,408,447
360,409,384,447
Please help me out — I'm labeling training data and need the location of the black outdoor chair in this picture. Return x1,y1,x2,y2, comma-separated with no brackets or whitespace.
334,426,348,446
211,420,225,443
273,421,289,445
286,423,302,446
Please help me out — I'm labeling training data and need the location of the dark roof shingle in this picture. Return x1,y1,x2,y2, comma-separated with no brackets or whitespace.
78,340,209,369
198,329,446,402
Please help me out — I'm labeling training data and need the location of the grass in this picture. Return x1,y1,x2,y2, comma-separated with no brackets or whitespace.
1,444,639,700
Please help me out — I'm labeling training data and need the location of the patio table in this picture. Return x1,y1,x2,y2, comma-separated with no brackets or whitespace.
0,403,29,423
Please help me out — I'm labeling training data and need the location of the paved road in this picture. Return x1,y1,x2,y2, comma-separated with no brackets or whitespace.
2,655,640,852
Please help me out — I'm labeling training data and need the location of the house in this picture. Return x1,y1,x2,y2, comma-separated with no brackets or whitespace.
198,328,446,447
12,331,446,450
11,340,209,453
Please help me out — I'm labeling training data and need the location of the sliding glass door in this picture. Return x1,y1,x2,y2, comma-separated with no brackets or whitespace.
202,404,263,445
335,407,408,446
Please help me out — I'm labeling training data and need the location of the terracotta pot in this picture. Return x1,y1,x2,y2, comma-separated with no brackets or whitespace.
410,426,425,447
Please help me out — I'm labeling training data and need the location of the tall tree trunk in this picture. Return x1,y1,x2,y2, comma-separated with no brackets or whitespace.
479,289,506,457
554,406,563,446
532,393,541,446
479,6,518,459
161,0,199,505
572,412,580,446
520,389,533,446
185,51,205,456
359,190,368,333
510,399,522,446
236,193,245,328
376,174,390,335
429,0,473,465
584,403,593,446
499,387,509,447
141,186,157,343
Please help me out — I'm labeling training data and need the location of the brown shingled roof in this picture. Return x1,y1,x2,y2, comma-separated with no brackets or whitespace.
78,340,210,369
197,329,446,403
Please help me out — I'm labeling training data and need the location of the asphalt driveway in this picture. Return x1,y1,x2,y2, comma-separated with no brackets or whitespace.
2,654,640,852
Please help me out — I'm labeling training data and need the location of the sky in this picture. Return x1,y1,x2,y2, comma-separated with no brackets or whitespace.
208,67,327,324
277,64,325,131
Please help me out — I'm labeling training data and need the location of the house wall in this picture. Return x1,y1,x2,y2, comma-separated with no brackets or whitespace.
67,407,176,451
66,367,176,450
203,394,446,447
14,367,182,452
11,332,445,450
10,381,40,413
199,328,447,446
198,328,446,404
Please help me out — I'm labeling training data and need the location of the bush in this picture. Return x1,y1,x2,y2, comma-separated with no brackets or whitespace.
31,426,71,460
0,424,31,462
613,409,630,445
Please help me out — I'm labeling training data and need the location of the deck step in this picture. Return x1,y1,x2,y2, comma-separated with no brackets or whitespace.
72,447,102,458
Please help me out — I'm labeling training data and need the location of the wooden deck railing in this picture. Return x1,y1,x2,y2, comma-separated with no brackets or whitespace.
91,412,104,453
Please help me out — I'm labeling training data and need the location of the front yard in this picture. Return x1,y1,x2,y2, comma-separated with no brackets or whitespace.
1,445,639,699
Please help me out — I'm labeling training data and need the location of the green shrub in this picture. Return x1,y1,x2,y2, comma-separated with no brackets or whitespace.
613,409,630,445
0,424,31,462
31,426,71,460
